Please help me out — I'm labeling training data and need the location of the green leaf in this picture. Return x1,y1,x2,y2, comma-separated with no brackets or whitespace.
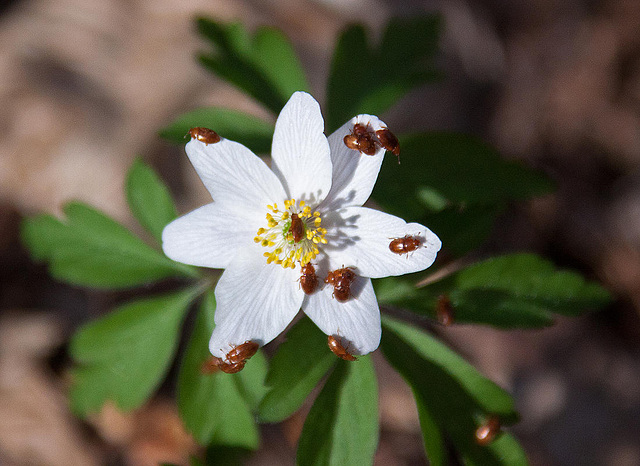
423,204,505,257
159,107,274,154
414,391,448,466
377,253,611,329
382,316,517,418
258,317,336,423
69,287,201,416
454,254,612,317
371,133,552,259
372,133,553,220
376,276,554,329
251,27,311,105
297,357,378,466
326,16,441,132
177,291,260,449
21,202,198,289
463,433,529,466
196,18,310,114
234,348,269,412
20,214,70,261
126,158,178,243
381,316,527,465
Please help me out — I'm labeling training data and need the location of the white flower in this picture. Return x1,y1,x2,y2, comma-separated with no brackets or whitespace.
162,92,441,358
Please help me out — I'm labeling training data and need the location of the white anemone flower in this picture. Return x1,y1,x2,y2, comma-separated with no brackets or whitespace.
162,92,441,359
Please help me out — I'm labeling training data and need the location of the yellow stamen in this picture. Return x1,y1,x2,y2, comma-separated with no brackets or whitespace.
255,198,328,268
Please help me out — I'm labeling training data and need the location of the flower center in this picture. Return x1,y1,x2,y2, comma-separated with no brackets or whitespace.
254,199,327,269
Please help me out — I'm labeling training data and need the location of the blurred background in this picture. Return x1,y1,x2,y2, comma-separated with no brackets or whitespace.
1,0,640,464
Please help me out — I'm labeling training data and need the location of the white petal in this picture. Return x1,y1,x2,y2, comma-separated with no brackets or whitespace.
162,203,255,269
209,243,304,357
322,207,441,279
303,276,381,355
186,137,286,217
320,115,388,211
270,92,332,204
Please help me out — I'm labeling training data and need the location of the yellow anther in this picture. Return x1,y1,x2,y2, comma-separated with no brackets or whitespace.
257,200,328,269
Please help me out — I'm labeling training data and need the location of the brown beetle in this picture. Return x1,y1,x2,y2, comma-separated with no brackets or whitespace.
217,360,246,374
201,355,246,374
357,136,378,156
300,262,318,295
188,127,221,145
343,123,377,156
326,267,357,302
344,134,360,151
436,294,454,326
289,213,305,243
389,234,422,256
327,335,357,361
475,416,501,446
203,340,259,374
375,127,400,162
225,341,259,365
